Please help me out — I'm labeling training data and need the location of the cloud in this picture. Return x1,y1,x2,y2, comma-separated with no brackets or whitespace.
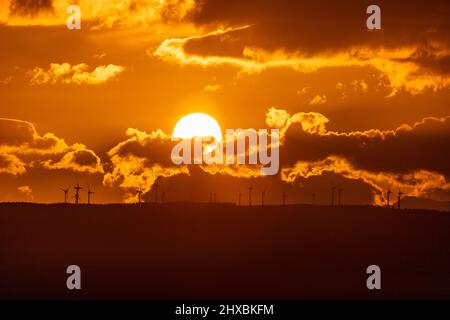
103,128,188,202
308,94,327,105
277,109,450,177
266,107,328,138
103,125,282,201
266,107,450,203
0,0,198,28
0,76,14,84
8,0,53,16
281,156,450,205
154,26,450,96
203,84,222,92
27,63,125,85
0,152,26,175
42,149,104,174
17,185,33,199
0,118,103,175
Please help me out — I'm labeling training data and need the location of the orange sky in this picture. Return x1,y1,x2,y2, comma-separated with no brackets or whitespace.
1,0,449,205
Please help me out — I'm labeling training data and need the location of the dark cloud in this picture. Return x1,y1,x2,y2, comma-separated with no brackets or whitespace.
0,118,103,174
9,0,53,16
282,116,450,177
192,0,450,52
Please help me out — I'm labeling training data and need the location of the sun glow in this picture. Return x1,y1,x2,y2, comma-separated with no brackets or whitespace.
173,113,222,141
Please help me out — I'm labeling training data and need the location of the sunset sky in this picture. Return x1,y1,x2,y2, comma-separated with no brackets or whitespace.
1,0,449,205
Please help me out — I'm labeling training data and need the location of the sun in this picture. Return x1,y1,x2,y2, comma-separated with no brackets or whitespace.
173,113,222,142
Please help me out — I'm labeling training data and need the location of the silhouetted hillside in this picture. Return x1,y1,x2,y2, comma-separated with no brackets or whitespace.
395,196,449,212
1,203,449,299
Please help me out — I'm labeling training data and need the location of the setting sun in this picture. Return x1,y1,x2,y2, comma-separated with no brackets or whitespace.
172,113,222,141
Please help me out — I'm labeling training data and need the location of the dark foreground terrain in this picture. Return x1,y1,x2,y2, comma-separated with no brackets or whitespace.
1,203,449,299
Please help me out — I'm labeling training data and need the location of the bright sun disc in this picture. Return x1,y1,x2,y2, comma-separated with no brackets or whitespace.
173,113,222,142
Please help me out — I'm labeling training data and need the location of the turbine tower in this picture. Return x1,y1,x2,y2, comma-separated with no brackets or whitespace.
154,178,159,204
87,186,94,205
331,186,336,206
387,189,392,207
282,191,286,206
338,188,343,206
397,190,403,209
248,186,253,206
74,182,83,205
161,191,165,204
136,186,143,204
60,184,70,204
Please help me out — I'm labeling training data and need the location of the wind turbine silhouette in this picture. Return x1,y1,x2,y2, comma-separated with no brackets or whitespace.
398,190,403,209
331,186,336,206
74,182,83,205
60,184,70,204
87,185,94,204
136,185,143,204
387,188,392,207
154,178,159,204
338,188,343,206
282,191,286,206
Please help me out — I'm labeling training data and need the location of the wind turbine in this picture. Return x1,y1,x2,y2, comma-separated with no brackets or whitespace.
387,188,392,207
154,178,159,204
397,190,403,209
136,185,143,204
60,184,70,204
74,182,83,205
338,188,343,206
87,186,94,205
282,191,286,206
331,186,336,206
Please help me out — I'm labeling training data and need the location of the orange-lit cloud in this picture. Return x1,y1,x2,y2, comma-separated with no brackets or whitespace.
267,107,450,203
281,156,450,205
17,185,33,199
0,152,26,175
308,94,327,106
103,127,188,202
154,26,450,96
0,118,103,174
0,0,198,28
27,63,124,85
42,149,104,174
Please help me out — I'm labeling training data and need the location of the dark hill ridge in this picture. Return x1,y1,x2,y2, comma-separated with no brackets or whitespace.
0,203,449,299
394,196,449,212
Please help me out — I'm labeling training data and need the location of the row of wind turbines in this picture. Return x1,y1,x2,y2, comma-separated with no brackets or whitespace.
60,182,95,205
61,180,404,208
